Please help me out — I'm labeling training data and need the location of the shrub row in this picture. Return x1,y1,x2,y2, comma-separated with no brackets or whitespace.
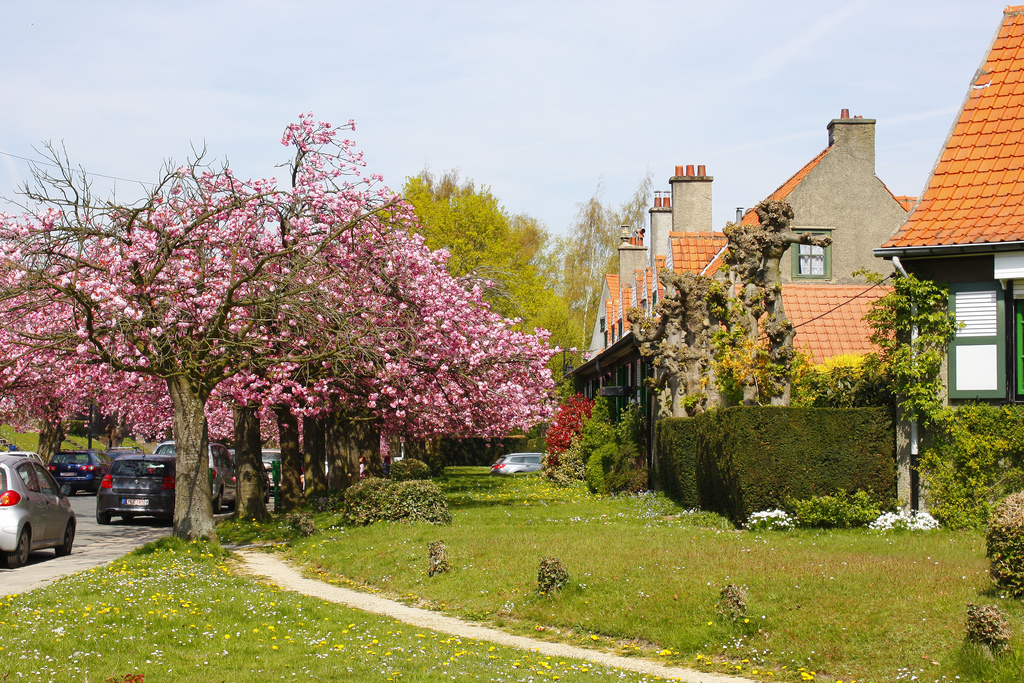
657,406,895,524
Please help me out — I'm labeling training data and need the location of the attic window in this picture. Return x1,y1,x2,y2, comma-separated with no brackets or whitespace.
792,229,832,280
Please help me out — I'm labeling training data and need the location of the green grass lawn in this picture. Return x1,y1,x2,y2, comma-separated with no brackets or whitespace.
231,467,1024,683
0,538,666,682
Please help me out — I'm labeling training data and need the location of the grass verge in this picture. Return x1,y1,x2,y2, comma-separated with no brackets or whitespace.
0,537,669,682
225,467,1024,683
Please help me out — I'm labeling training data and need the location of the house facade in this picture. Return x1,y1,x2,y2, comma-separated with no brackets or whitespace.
575,112,911,471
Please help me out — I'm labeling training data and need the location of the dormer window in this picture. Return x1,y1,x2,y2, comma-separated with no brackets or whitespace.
792,229,832,280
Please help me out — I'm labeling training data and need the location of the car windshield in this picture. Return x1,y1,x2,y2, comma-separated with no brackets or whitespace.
154,444,176,455
111,460,174,477
51,452,92,464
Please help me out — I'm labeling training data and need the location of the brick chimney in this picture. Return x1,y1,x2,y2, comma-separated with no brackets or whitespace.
618,225,647,285
670,164,713,233
648,190,672,266
827,109,875,174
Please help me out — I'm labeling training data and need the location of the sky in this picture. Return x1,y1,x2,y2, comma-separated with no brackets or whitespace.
0,1,1009,237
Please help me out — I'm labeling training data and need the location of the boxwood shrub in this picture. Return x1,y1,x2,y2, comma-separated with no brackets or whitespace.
343,478,452,526
390,458,432,481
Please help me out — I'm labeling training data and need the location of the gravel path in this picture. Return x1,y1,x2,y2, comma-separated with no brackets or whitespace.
237,551,754,683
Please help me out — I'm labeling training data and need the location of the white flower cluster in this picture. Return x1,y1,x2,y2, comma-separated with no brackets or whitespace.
869,510,940,531
746,509,795,531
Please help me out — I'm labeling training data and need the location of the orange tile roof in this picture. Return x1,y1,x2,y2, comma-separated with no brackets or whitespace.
894,195,918,212
884,7,1024,248
740,148,832,226
669,232,729,273
782,284,889,364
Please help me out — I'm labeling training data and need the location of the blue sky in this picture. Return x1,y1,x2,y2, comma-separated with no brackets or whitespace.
0,1,1006,236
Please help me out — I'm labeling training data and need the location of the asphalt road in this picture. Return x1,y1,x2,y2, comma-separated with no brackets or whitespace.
1,492,171,595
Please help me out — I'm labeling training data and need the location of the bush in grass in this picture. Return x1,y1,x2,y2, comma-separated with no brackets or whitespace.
287,513,316,537
869,510,940,531
966,603,1013,655
986,491,1024,598
390,458,432,481
746,509,794,531
545,394,594,455
427,540,450,577
542,437,586,487
787,490,881,528
343,478,451,526
920,403,1024,530
585,443,616,494
717,584,748,622
538,556,569,594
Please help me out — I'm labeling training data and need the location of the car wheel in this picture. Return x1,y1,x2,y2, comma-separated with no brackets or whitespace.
55,521,75,557
96,509,112,525
4,529,30,569
212,492,222,513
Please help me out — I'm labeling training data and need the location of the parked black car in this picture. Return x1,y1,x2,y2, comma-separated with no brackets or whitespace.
48,450,112,494
95,454,175,524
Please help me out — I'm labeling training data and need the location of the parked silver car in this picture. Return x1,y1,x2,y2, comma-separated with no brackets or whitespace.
489,452,543,475
0,454,76,568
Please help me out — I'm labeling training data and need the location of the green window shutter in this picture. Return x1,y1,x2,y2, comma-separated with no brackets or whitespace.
948,282,1005,399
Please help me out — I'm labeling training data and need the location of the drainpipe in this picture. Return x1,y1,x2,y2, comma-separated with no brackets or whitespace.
892,257,920,509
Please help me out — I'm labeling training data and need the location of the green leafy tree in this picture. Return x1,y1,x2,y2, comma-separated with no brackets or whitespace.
403,169,549,323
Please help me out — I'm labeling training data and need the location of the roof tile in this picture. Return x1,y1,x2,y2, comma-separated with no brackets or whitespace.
784,284,890,363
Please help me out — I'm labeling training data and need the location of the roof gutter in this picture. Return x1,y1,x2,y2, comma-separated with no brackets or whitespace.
874,241,1024,259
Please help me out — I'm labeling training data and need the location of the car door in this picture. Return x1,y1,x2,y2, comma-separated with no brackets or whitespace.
32,462,67,540
14,462,55,545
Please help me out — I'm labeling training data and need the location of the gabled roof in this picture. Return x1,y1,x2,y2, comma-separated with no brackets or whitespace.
883,6,1024,249
783,284,888,363
739,148,832,226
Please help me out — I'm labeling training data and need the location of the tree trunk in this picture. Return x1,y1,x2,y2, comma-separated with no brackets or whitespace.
324,413,352,490
302,415,327,498
275,407,302,512
233,404,270,522
37,415,64,464
166,376,215,541
349,417,382,477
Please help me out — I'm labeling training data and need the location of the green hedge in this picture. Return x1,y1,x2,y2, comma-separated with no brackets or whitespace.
439,436,530,467
659,407,895,524
655,418,699,508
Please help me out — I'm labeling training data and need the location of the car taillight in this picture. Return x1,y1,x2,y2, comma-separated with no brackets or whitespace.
100,475,113,489
493,463,504,469
231,476,236,483
83,465,95,472
162,475,175,490
0,490,22,506
48,465,57,472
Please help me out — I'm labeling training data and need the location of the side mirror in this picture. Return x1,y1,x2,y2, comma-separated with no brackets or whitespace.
59,484,72,497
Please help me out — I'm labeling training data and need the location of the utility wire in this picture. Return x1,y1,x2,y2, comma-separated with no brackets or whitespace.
0,149,155,187
792,273,894,329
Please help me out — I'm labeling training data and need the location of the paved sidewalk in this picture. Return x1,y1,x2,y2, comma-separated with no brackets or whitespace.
238,551,755,683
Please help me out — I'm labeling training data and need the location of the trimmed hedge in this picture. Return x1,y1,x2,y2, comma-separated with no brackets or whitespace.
655,418,699,508
343,478,452,526
659,406,895,524
391,458,432,481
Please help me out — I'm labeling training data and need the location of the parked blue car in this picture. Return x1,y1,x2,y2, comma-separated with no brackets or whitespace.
48,450,112,494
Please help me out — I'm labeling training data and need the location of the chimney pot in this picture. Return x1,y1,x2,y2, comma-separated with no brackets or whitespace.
686,164,695,176
697,164,706,176
663,195,671,207
736,207,744,223
841,108,850,119
675,165,684,176
654,193,662,208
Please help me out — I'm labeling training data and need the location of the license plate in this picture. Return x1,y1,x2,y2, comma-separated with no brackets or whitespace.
123,498,149,506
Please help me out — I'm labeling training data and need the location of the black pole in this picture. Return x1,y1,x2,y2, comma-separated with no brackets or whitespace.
87,405,93,450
